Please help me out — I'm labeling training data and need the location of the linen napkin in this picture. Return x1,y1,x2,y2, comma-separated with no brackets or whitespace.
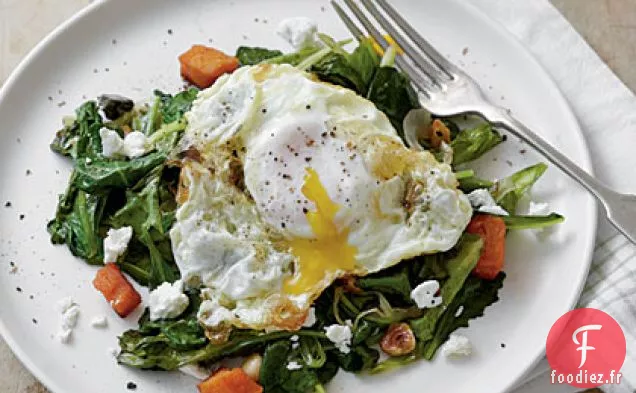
467,1,636,392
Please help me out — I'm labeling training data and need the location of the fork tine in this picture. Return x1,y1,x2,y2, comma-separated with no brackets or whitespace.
374,0,458,75
337,0,437,94
359,0,450,82
331,1,366,40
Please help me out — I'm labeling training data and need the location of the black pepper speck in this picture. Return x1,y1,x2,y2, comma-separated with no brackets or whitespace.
19,214,25,220
5,201,11,207
127,382,137,390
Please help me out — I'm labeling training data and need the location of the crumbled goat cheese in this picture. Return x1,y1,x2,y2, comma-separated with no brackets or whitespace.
467,189,509,216
123,131,148,158
302,307,317,327
277,17,318,50
90,316,108,328
58,328,72,343
411,280,443,309
441,334,473,358
99,128,148,158
57,297,80,344
148,280,190,321
99,128,125,158
103,226,133,263
286,361,303,370
324,324,352,354
454,305,464,318
290,335,299,342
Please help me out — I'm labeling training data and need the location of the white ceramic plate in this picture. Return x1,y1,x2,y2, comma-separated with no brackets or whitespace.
0,1,596,393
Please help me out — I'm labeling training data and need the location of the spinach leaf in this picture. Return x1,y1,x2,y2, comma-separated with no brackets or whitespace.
366,67,420,136
410,234,483,341
491,163,547,213
236,46,284,66
451,123,503,165
47,183,106,265
135,290,206,350
413,253,449,282
108,167,179,287
336,346,379,372
357,264,412,304
50,101,103,159
421,273,505,359
155,88,199,124
73,152,167,193
502,213,564,230
311,52,366,94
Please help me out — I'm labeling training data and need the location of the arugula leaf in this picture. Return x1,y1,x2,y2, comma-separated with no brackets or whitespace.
491,163,547,213
73,152,166,193
366,67,420,136
421,273,505,359
50,101,103,159
451,123,503,165
47,183,106,265
154,88,199,124
502,213,565,230
236,46,284,66
410,234,483,341
336,345,379,372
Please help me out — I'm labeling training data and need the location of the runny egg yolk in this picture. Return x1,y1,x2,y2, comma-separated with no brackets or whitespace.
283,168,357,295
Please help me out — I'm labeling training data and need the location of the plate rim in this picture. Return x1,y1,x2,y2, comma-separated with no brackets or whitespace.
0,1,598,392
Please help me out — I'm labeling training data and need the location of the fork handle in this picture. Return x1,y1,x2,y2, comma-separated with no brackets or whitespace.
486,107,636,244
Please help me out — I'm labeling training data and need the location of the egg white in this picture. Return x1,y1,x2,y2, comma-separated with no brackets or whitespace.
171,64,472,334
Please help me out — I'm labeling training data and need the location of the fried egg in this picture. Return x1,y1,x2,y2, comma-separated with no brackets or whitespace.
171,64,471,336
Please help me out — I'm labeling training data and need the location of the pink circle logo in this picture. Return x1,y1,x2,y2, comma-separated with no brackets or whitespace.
546,308,626,388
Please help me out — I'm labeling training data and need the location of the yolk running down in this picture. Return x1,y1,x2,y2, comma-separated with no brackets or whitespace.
283,168,357,295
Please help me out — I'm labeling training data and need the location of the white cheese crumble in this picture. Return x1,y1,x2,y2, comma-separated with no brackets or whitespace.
148,280,190,321
324,324,352,354
467,189,509,216
290,335,299,342
277,17,318,50
302,307,317,327
123,131,148,158
90,316,108,328
58,329,72,344
57,297,80,344
411,280,443,309
99,128,148,158
454,305,464,318
103,226,133,263
99,128,125,158
441,334,473,358
286,361,303,370
292,342,300,350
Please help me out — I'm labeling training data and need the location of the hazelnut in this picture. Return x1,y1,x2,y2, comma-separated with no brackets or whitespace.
241,353,263,382
380,323,416,356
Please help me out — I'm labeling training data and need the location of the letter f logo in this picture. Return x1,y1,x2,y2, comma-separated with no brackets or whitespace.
572,324,602,368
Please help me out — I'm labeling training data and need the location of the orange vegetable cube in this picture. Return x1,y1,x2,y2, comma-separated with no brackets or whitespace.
179,45,239,88
198,368,263,393
93,263,141,317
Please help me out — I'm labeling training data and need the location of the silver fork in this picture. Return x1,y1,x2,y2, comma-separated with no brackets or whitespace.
332,0,636,244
